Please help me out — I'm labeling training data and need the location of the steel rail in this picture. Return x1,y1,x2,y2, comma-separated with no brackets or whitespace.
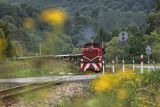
0,75,76,99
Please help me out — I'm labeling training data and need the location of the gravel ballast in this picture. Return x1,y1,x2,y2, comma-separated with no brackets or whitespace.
0,82,91,107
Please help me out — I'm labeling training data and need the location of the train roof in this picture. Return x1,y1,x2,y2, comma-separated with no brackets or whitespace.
84,42,102,48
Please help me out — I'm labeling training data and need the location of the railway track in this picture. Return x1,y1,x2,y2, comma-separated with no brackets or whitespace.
0,75,75,99
0,74,99,83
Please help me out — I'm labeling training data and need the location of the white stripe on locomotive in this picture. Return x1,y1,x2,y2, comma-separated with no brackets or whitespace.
84,63,90,71
92,63,99,71
81,63,103,71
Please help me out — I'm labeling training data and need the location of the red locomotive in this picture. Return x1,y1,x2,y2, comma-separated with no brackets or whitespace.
81,43,104,72
17,42,105,72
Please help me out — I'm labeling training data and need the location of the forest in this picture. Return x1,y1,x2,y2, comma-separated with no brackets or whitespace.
0,0,160,62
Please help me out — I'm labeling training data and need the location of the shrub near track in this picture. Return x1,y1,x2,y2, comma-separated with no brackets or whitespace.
58,69,160,107
0,59,79,79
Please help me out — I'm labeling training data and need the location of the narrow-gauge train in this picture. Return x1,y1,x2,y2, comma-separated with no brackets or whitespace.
17,42,105,72
81,43,104,72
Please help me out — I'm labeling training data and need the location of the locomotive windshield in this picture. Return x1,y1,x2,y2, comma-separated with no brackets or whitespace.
84,43,101,48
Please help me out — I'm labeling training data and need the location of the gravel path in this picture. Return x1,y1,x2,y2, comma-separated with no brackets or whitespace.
0,82,91,107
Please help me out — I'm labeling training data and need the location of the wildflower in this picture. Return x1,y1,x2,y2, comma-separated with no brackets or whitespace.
118,69,135,79
116,88,128,100
93,74,120,92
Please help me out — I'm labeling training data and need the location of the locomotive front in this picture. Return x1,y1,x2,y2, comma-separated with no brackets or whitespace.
81,43,103,72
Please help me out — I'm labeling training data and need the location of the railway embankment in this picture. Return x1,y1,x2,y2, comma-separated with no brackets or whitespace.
0,82,91,107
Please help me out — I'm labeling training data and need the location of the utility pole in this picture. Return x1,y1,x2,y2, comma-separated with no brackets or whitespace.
39,44,42,56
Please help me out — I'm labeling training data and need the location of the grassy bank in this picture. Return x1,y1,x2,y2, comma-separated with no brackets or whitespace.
58,69,160,107
0,59,79,79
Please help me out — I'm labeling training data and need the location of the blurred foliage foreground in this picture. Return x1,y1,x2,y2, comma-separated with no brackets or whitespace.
0,59,79,78
59,69,160,107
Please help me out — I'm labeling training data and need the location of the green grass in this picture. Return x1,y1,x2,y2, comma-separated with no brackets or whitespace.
0,59,80,79
1,61,160,107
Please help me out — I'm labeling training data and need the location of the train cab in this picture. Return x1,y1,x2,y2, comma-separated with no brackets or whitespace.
81,43,103,72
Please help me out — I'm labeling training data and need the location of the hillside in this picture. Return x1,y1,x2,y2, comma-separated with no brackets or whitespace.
8,0,154,30
1,0,158,61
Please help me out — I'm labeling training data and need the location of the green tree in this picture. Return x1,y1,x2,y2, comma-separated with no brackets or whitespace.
144,32,160,62
95,27,111,43
105,37,122,62
0,22,15,60
147,12,160,32
0,28,6,60
155,0,160,11
111,28,120,37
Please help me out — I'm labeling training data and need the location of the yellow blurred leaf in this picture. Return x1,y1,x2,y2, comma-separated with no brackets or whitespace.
40,8,67,26
23,17,34,29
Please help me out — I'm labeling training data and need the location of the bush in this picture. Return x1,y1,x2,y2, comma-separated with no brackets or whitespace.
31,58,46,70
